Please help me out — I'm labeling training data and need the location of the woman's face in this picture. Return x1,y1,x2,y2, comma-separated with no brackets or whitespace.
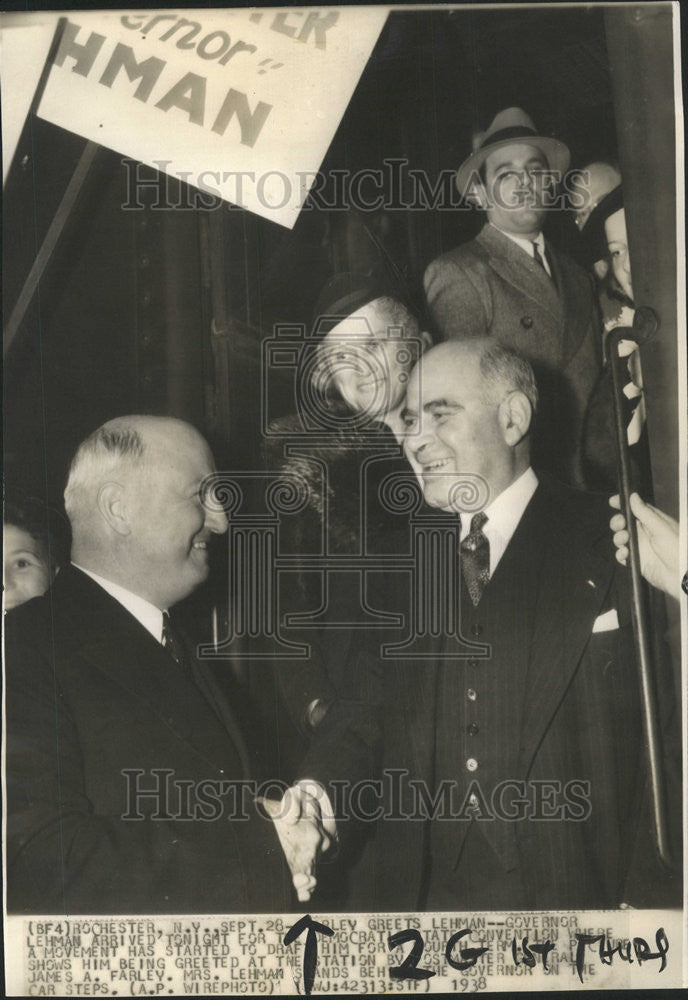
3,524,53,611
605,208,633,302
318,300,422,417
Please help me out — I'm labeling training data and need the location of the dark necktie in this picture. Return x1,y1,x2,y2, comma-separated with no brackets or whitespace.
532,240,550,278
162,611,193,679
460,511,490,606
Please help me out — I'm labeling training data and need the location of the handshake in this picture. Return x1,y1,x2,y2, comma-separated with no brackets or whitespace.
260,783,336,902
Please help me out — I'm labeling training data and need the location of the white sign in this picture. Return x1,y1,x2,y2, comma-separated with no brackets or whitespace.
22,8,387,228
0,15,58,183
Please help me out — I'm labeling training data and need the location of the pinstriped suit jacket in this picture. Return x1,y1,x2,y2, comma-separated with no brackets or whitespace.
358,476,681,911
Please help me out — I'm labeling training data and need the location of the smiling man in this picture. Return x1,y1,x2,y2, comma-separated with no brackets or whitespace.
5,415,329,913
424,107,601,487
373,338,681,910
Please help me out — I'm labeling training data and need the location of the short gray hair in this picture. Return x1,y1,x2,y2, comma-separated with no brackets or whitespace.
479,341,539,413
64,421,146,525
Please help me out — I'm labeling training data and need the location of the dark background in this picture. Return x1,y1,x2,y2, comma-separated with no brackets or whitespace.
4,4,640,500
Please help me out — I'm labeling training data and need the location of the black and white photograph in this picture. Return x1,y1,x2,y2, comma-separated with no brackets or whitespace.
2,2,686,994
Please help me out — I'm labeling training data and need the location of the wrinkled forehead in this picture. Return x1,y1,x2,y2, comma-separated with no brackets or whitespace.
407,353,471,406
138,426,215,482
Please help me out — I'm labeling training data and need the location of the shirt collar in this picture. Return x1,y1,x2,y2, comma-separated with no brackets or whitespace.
460,468,538,576
490,222,545,259
72,563,165,643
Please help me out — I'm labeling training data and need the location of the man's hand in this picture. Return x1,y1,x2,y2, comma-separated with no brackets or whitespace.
259,786,333,902
609,493,681,601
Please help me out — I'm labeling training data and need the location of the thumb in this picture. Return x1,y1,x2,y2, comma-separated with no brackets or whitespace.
628,494,666,539
279,786,302,825
256,796,282,820
257,794,300,823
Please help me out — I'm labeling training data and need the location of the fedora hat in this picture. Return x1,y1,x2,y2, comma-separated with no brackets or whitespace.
456,107,571,199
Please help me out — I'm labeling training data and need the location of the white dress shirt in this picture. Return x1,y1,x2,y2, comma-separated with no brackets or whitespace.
490,223,552,278
459,467,539,577
72,563,164,643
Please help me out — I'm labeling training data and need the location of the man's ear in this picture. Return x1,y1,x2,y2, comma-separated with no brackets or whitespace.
499,391,532,446
97,482,131,536
419,330,433,352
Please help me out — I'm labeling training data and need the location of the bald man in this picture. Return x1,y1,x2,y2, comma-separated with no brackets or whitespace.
362,339,680,910
5,416,329,914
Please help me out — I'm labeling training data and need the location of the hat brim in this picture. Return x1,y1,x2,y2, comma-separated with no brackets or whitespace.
579,184,623,265
456,135,571,200
312,266,409,334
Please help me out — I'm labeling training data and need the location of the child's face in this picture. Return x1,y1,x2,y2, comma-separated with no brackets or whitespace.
3,524,52,611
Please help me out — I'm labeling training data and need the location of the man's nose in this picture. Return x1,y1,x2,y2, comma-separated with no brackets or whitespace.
205,505,228,535
411,422,433,455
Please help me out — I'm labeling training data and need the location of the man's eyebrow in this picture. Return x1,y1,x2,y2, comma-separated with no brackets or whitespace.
492,155,547,171
323,331,374,348
424,398,461,412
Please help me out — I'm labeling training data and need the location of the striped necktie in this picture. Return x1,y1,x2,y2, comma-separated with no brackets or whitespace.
532,240,550,277
162,611,193,678
460,511,490,606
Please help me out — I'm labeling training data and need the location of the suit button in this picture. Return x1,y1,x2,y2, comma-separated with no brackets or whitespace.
521,316,533,329
471,623,483,637
467,723,479,736
467,688,477,701
468,659,479,669
466,758,478,772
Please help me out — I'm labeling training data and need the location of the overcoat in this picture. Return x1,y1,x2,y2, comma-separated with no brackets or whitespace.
424,224,602,485
5,565,292,913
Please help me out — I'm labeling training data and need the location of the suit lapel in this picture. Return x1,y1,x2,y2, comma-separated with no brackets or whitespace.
57,567,249,775
518,484,614,772
188,656,252,779
547,243,596,370
477,224,562,321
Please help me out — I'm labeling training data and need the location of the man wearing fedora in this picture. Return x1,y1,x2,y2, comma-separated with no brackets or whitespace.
424,107,601,487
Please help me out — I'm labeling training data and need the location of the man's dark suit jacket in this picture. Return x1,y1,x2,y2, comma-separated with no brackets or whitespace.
345,476,681,911
5,566,292,914
424,224,602,486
